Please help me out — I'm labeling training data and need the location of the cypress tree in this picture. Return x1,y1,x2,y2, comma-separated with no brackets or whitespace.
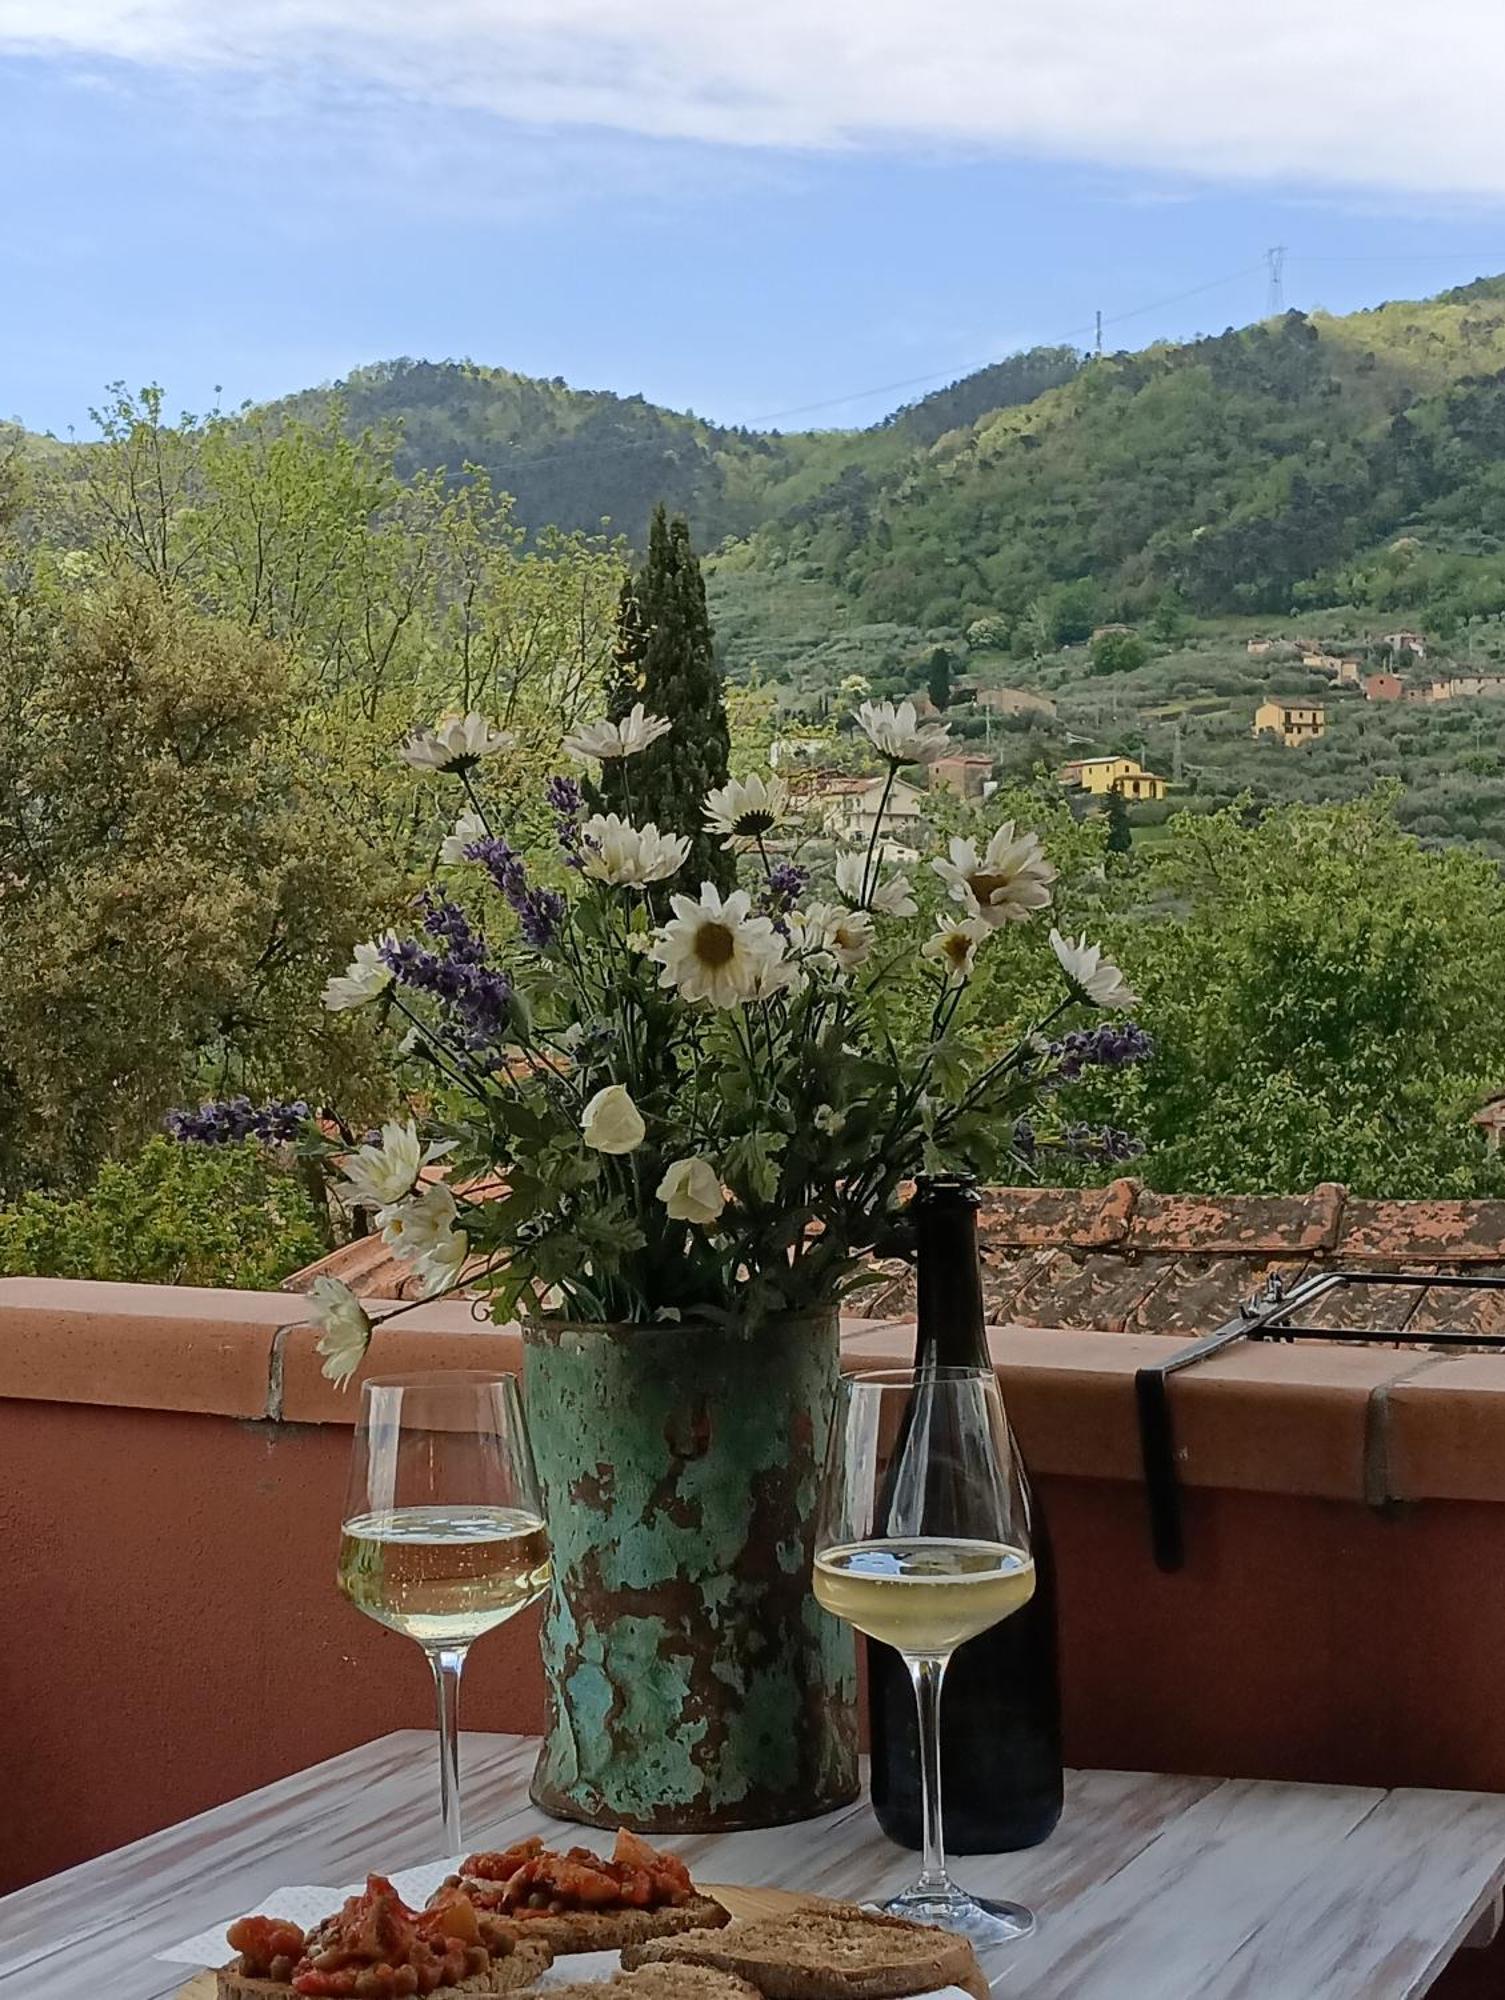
615,505,732,891
1104,789,1133,855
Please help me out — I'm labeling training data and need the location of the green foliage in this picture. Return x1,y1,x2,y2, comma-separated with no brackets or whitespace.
0,1138,325,1287
1092,796,1505,1196
1090,629,1149,676
0,575,393,1195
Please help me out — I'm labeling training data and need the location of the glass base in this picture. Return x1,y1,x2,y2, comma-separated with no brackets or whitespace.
880,1886,1035,1947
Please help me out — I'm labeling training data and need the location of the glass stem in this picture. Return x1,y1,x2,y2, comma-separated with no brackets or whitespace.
428,1645,468,1855
907,1652,954,1895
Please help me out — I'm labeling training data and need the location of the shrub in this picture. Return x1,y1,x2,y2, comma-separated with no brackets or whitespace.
0,1139,327,1289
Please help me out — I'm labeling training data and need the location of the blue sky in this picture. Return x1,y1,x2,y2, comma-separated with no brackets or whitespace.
5,4,1505,437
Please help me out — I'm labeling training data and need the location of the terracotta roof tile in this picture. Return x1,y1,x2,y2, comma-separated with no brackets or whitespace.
978,1178,1138,1250
1126,1186,1344,1256
991,1247,1170,1333
1337,1199,1505,1263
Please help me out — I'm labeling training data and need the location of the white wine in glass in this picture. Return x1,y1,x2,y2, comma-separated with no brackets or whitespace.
814,1366,1037,1948
339,1374,549,1853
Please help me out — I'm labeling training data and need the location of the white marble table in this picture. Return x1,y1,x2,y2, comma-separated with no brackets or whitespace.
3,1731,1505,1999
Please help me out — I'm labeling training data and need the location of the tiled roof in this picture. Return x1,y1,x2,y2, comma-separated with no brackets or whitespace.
858,1181,1505,1337
284,1180,1505,1336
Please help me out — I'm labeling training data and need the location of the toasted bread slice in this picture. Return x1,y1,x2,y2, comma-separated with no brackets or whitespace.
620,1906,987,2000
216,1935,552,2000
547,1965,763,2000
463,1893,731,1955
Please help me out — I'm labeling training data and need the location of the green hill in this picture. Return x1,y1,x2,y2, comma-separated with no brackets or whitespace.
742,284,1505,640
267,348,1082,551
268,283,1505,660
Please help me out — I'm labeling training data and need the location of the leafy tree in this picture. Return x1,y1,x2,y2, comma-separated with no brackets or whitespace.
1090,629,1149,676
1094,794,1505,1196
0,575,391,1194
612,505,732,890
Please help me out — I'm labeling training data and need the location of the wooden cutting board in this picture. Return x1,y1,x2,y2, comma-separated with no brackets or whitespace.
177,1885,820,1998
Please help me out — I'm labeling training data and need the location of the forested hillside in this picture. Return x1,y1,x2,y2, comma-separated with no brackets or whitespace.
742,280,1505,640
256,281,1505,662
265,347,1081,551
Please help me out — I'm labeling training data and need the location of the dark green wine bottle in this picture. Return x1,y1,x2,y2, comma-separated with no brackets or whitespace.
867,1174,1065,1852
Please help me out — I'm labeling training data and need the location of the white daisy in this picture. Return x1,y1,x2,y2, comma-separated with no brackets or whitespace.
398,713,513,774
923,913,991,983
439,810,488,866
656,1156,726,1225
308,1277,373,1388
376,1180,461,1263
562,702,672,762
703,772,789,847
647,882,787,1008
835,851,918,917
797,902,877,973
932,824,1056,928
337,1120,456,1210
1051,929,1138,1010
854,698,951,765
579,813,691,888
321,936,395,1012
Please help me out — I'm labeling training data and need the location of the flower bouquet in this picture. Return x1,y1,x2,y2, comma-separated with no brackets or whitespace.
301,695,1145,1379
192,692,1150,1830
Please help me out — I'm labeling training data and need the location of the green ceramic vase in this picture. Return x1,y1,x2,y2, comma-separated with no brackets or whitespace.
521,1309,859,1830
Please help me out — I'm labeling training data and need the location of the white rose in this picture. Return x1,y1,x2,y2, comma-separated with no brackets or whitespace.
657,1156,726,1225
581,1083,646,1154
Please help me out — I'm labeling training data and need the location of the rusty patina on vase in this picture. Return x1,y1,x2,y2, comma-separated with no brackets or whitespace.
521,1310,858,1830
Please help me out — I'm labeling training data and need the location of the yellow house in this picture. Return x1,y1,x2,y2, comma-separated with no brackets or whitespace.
1060,754,1141,796
1253,700,1325,748
1113,768,1170,801
1059,754,1169,801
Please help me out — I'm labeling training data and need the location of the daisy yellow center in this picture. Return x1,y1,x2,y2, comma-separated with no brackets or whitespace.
967,869,1012,903
942,932,973,971
694,920,737,968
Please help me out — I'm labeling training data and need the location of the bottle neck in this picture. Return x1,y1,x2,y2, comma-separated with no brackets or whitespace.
913,1193,989,1371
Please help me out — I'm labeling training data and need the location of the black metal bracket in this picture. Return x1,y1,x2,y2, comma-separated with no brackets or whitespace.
1134,1268,1505,1572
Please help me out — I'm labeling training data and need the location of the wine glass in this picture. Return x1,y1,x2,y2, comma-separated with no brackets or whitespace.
338,1372,550,1854
814,1365,1037,1948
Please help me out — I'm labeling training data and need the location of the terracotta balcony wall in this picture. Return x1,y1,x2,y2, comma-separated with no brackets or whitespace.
6,1277,1505,1994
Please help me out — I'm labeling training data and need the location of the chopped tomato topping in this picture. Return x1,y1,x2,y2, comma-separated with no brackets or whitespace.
452,1829,696,1916
252,1876,499,1997
227,1914,307,1978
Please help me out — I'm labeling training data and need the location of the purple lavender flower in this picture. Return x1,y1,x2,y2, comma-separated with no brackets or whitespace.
763,861,808,914
166,1097,311,1145
464,835,528,903
546,773,586,869
516,887,565,949
1012,1117,1038,1165
382,905,513,1049
1047,1020,1154,1085
545,774,583,817
1055,1123,1145,1162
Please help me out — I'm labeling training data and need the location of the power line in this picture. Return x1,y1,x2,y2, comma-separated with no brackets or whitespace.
410,246,1492,484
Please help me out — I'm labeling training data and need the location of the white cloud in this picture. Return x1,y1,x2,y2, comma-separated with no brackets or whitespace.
4,0,1505,201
